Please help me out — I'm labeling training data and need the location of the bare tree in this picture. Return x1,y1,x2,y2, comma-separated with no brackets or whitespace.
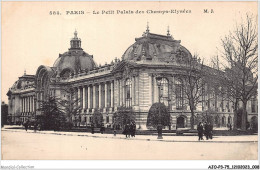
211,55,240,129
175,54,205,130
220,14,258,130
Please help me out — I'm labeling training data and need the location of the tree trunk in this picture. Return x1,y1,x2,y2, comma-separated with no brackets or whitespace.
233,99,238,130
189,103,195,130
241,101,247,131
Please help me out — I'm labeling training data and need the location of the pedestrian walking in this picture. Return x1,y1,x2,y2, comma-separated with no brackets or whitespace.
113,123,117,136
34,122,37,133
208,122,213,139
24,120,29,131
123,124,130,138
132,122,136,137
204,122,209,140
130,122,134,137
197,122,204,141
91,122,94,134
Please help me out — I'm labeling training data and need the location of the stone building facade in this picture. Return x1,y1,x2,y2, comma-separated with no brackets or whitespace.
7,27,258,130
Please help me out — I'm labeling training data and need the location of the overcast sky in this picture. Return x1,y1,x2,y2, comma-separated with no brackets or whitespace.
2,1,257,103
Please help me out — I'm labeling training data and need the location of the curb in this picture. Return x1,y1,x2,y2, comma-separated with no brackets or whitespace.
2,129,258,144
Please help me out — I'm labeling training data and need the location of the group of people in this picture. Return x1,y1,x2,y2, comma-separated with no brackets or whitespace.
122,122,136,138
23,120,38,132
197,122,213,140
90,122,105,134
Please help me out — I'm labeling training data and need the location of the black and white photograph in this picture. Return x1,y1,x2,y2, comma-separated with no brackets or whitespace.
1,1,258,169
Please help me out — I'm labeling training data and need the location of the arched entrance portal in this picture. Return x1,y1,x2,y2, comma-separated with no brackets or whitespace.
177,116,185,128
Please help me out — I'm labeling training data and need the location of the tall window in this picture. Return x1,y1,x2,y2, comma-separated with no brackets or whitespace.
175,79,183,110
125,79,132,108
159,78,169,106
226,100,230,112
80,88,83,108
221,98,224,112
251,97,256,113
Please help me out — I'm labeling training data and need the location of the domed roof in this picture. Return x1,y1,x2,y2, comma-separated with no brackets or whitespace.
53,31,97,77
53,51,96,76
122,28,192,63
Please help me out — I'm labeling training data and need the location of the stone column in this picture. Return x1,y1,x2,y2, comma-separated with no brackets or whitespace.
32,96,34,112
28,97,30,113
24,97,26,113
36,93,38,110
25,96,28,113
111,81,114,107
20,97,22,113
31,96,33,112
149,75,152,105
27,97,29,112
21,97,22,113
105,83,107,108
78,87,81,109
99,84,101,108
154,76,158,103
93,85,96,108
24,97,25,113
118,80,120,106
136,76,139,105
21,98,23,113
25,97,26,113
83,86,86,109
88,86,91,108
133,77,135,105
29,96,31,113
121,79,124,106
27,97,29,113
27,97,28,112
131,77,133,106
26,97,28,113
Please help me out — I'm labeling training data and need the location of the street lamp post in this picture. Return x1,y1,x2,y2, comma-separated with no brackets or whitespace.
156,77,163,139
34,94,37,132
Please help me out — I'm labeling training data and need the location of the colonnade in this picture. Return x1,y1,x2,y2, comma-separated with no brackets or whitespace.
73,81,114,111
21,96,35,114
20,95,35,122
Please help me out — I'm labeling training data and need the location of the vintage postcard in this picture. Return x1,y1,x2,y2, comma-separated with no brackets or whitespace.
1,1,258,169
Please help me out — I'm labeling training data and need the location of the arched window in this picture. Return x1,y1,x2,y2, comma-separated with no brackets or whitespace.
175,79,184,110
125,79,132,107
159,78,169,106
222,116,226,126
215,115,220,127
60,69,72,78
228,116,232,124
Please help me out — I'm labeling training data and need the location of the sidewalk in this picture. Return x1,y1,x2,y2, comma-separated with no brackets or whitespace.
2,125,258,143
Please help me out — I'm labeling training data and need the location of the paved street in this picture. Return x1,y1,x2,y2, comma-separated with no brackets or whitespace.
1,127,258,160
